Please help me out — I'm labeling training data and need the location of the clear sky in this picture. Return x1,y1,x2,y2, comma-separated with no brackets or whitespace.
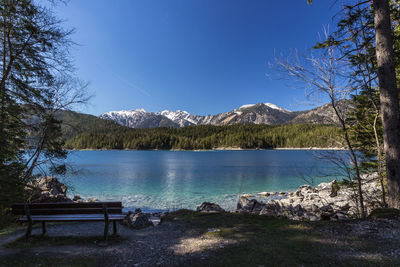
55,0,340,116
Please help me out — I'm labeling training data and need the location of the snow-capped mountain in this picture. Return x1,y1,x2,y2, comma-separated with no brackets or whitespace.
238,103,290,113
206,103,299,126
157,110,202,127
100,109,178,128
99,102,335,128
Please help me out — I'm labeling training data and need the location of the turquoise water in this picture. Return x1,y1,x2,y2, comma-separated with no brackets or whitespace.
62,150,346,212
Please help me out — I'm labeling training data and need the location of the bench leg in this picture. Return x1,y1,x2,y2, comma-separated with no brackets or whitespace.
104,221,109,241
25,221,32,241
113,221,117,235
42,222,46,235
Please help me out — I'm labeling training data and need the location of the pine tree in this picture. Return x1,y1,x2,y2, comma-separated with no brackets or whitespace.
0,0,84,210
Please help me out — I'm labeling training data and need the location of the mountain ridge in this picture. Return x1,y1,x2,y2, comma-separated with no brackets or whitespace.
99,102,340,129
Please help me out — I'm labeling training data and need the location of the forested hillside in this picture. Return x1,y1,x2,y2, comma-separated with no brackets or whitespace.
63,122,342,150
55,110,124,140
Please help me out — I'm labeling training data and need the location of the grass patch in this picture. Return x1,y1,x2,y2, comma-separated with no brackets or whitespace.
0,225,22,239
0,212,19,235
166,210,400,266
5,234,124,249
0,214,15,230
0,218,27,240
369,208,400,219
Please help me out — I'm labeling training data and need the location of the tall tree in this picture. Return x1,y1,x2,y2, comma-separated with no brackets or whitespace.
372,0,400,208
0,0,86,210
307,0,400,208
321,2,387,206
275,37,367,218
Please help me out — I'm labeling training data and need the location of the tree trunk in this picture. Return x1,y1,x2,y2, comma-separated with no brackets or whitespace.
331,100,366,218
373,0,400,208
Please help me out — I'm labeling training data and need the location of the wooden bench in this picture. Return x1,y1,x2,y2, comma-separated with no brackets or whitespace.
11,202,125,240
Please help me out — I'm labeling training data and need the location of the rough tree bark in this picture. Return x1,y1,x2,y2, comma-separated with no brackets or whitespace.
373,0,400,208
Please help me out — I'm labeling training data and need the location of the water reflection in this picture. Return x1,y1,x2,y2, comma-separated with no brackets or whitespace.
62,150,346,212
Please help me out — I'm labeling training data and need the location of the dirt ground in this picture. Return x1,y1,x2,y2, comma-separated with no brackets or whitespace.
0,220,234,266
1,211,400,266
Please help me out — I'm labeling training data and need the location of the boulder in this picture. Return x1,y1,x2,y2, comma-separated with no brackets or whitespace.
25,176,72,203
320,212,333,220
259,204,276,216
257,192,271,197
316,180,338,199
336,212,350,221
123,211,154,229
237,175,385,221
320,205,334,213
251,200,265,214
293,204,305,216
196,202,225,213
237,196,251,210
311,204,320,212
334,202,350,212
85,197,99,202
237,197,265,214
259,201,282,217
73,195,83,202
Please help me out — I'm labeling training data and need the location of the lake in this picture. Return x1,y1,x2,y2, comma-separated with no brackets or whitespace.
62,150,347,212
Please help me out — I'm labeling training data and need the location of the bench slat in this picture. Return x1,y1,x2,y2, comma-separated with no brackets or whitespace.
11,202,122,210
18,214,126,222
12,207,122,215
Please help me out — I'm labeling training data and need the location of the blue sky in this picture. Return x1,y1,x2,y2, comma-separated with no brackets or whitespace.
55,0,340,116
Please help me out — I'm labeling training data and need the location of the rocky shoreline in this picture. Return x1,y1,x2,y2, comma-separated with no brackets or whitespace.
234,174,383,220
196,173,384,221
27,174,384,224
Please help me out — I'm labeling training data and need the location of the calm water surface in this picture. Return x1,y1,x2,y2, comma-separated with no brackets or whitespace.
63,150,345,212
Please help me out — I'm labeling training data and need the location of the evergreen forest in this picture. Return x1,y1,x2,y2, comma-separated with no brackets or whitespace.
63,122,342,150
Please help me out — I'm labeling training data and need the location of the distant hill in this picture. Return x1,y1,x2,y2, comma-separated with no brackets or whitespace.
54,110,127,140
289,100,349,125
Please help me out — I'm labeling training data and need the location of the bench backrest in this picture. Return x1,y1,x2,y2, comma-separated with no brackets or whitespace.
11,202,123,215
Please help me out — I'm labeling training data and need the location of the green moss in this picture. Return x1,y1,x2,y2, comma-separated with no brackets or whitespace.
0,212,16,231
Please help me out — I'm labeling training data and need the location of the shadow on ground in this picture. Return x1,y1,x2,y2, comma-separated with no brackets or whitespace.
1,210,400,266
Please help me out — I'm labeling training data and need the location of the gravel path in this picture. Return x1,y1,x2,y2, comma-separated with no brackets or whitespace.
0,221,235,266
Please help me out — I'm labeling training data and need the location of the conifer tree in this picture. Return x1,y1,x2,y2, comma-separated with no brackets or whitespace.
0,0,86,209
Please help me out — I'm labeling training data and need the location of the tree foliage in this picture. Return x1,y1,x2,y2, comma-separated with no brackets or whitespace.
0,0,85,211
